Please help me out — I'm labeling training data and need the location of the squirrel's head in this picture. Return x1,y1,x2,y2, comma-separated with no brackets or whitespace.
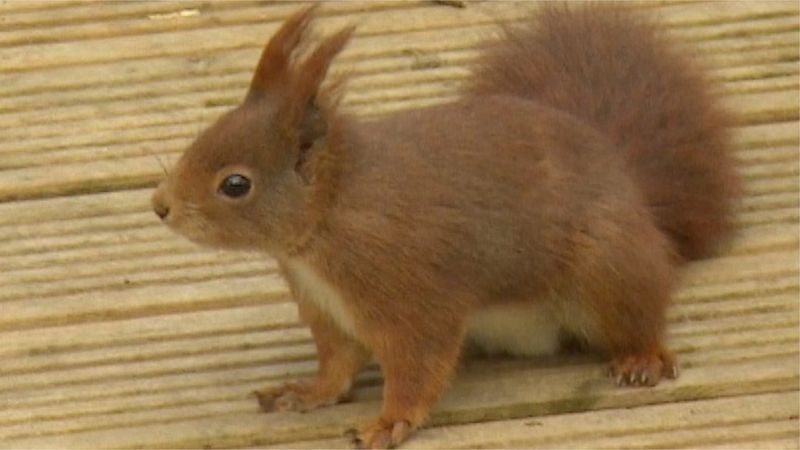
152,6,353,254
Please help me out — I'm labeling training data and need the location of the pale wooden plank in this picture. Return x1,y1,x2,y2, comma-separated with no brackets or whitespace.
0,293,793,411
0,358,322,415
0,259,269,303
0,2,415,47
0,120,790,211
653,1,799,27
740,159,800,180
2,355,796,448
1,2,795,77
0,9,792,133
0,274,290,332
1,35,791,148
285,391,799,449
0,1,209,28
0,226,795,327
560,419,798,449
676,273,798,304
2,340,793,441
0,0,88,15
1,226,789,303
0,3,537,74
0,32,794,137
738,207,800,228
739,191,799,211
695,436,800,449
1,319,793,409
0,246,266,286
0,302,797,414
0,117,795,203
671,293,797,322
0,26,794,123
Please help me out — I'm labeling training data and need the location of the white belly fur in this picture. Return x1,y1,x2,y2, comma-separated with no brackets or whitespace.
282,259,359,338
467,302,561,357
283,259,562,356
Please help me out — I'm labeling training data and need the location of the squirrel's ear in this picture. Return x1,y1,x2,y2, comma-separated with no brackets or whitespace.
279,25,355,172
247,5,317,100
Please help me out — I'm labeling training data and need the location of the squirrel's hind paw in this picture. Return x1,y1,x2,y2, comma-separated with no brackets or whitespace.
609,349,678,387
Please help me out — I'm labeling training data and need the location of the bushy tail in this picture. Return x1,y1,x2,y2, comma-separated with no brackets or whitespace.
471,4,740,261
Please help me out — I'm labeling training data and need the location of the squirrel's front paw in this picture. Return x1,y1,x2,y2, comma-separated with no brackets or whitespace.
253,381,346,413
347,418,413,449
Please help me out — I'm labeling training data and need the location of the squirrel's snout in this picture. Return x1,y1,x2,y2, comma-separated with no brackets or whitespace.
154,202,170,220
151,187,171,221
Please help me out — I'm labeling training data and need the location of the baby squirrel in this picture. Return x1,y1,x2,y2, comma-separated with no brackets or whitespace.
152,3,739,448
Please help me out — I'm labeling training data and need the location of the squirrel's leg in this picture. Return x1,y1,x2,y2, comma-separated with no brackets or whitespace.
576,232,678,387
254,299,370,412
600,305,678,388
350,315,467,449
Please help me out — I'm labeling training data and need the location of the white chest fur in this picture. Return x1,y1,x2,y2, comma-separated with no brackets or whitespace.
282,259,358,338
467,302,561,357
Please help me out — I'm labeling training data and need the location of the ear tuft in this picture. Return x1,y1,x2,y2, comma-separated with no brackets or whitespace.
281,24,356,126
247,4,319,99
280,24,355,183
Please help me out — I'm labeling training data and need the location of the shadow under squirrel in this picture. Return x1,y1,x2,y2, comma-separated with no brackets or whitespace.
152,3,739,448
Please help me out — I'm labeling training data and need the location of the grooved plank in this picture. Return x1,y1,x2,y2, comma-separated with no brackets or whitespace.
695,437,800,449
0,1,212,28
0,134,792,229
0,27,795,129
0,274,290,333
737,207,799,227
0,228,794,340
281,391,799,449
3,355,796,449
0,290,793,401
1,338,795,442
555,419,798,449
0,3,535,74
2,316,794,396
670,293,797,322
0,221,793,305
0,89,795,202
2,63,795,151
1,340,793,443
0,2,415,47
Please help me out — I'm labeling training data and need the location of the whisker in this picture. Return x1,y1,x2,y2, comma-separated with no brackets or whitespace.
154,155,169,177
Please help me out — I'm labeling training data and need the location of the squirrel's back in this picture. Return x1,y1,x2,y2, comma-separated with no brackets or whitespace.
471,4,740,261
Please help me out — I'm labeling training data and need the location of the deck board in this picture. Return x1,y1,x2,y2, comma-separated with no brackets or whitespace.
1,1,798,449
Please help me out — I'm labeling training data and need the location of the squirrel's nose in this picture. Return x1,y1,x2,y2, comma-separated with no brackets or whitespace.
154,202,170,220
151,188,171,220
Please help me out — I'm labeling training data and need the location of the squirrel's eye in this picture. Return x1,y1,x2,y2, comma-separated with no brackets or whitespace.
218,174,251,198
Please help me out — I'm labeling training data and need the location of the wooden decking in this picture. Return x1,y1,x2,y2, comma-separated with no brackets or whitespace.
1,1,798,448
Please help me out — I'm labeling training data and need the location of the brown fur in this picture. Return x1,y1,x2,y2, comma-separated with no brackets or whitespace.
472,4,740,261
152,4,738,448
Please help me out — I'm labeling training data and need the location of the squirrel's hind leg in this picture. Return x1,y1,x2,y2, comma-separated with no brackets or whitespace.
557,209,679,388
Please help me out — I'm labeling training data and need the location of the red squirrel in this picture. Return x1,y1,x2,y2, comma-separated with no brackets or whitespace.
151,3,739,448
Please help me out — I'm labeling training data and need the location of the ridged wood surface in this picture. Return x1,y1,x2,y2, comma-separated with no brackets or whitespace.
0,1,798,448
